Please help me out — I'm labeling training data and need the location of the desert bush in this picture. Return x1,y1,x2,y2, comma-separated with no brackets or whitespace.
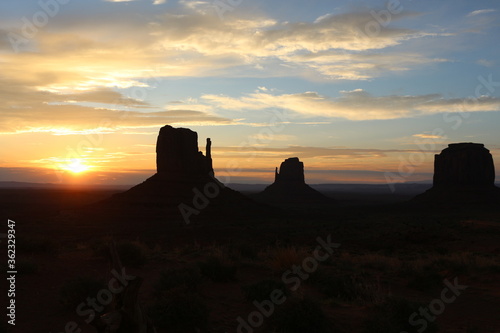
16,259,38,275
116,240,148,267
264,246,310,274
407,270,443,291
267,297,332,333
232,242,259,260
18,235,56,253
440,252,500,273
148,287,209,333
59,277,106,310
198,256,237,282
466,324,480,333
242,279,289,302
353,253,401,271
155,266,203,295
328,252,359,272
90,239,148,267
363,297,438,333
90,237,112,258
309,269,386,304
401,252,500,276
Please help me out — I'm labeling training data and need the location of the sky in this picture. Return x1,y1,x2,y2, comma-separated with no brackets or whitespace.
0,0,499,186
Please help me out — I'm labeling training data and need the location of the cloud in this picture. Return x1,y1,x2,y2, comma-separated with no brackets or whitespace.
202,89,500,121
0,106,233,134
467,9,496,17
248,133,296,143
0,5,450,96
0,79,233,134
0,166,153,185
0,30,12,50
477,59,494,67
0,77,149,107
412,133,446,140
213,145,427,160
285,51,448,80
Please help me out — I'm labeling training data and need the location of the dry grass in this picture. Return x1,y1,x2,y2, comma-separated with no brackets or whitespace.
337,252,402,272
333,251,499,276
401,252,500,275
262,245,312,273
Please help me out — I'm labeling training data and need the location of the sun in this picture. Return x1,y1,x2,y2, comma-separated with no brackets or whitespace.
63,159,91,174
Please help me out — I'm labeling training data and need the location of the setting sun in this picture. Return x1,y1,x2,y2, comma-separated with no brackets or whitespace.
62,159,91,174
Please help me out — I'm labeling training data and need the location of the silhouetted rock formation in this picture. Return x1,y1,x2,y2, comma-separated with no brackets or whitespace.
415,143,500,204
256,157,332,204
275,157,305,184
156,125,213,180
433,143,495,189
100,125,266,224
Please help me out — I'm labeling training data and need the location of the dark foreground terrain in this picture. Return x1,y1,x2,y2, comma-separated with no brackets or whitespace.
0,185,499,333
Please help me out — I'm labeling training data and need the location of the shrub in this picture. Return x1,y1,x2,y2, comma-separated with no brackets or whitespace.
232,242,259,260
267,297,332,333
155,266,203,295
354,253,401,271
90,239,148,267
266,246,310,274
309,269,386,304
242,279,289,302
17,259,38,275
116,241,148,267
90,237,111,259
363,297,438,333
407,271,443,291
59,277,106,310
148,288,209,333
198,256,237,282
18,236,56,253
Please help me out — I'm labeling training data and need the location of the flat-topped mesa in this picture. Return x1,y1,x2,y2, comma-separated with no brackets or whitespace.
256,157,331,204
156,125,213,179
275,157,305,184
433,142,495,189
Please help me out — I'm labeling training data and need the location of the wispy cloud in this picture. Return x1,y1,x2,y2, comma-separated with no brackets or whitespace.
476,59,494,67
213,145,427,159
467,9,496,17
203,89,500,121
0,79,233,134
412,133,447,140
0,107,233,134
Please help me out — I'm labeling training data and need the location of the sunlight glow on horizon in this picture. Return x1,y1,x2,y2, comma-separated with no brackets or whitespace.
60,159,92,174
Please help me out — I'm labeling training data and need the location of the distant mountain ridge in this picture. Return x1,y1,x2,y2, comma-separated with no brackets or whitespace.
0,181,131,190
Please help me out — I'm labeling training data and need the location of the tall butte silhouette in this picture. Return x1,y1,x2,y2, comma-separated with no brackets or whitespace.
255,157,332,204
415,142,500,204
102,125,263,222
